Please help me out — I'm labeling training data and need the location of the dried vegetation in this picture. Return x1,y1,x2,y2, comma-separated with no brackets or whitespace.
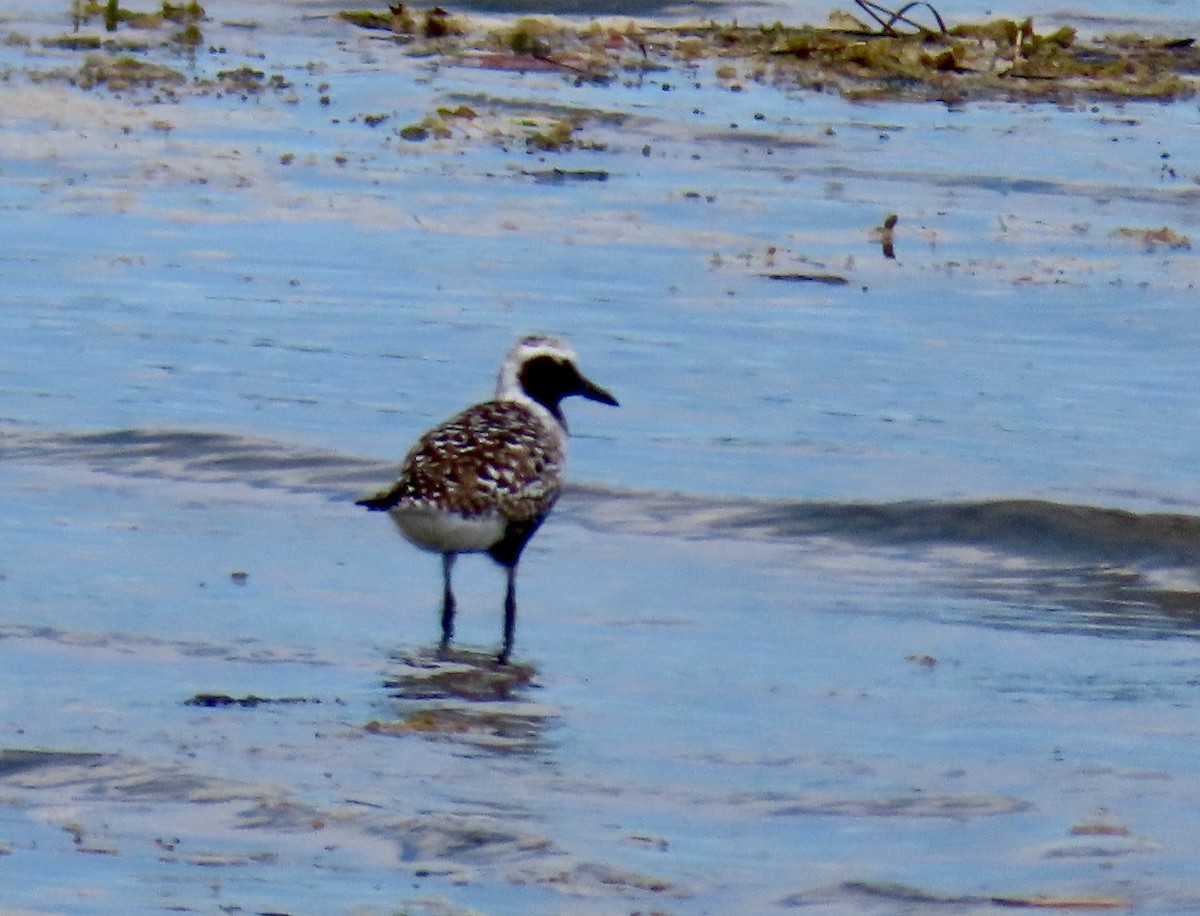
17,1,1200,104
69,0,205,46
340,0,1200,103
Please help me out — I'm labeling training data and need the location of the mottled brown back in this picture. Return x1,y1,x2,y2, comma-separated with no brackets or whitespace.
366,400,564,522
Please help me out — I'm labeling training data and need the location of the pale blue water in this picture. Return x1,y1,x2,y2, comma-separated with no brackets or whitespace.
5,81,1198,506
2,1,1200,912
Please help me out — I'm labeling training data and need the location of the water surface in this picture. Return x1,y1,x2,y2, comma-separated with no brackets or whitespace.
2,0,1200,912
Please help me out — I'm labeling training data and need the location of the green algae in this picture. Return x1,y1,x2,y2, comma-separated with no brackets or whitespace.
339,6,466,41
74,51,185,89
73,0,204,31
338,5,1200,103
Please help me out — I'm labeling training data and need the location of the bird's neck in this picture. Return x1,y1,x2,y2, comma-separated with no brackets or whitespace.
502,390,569,444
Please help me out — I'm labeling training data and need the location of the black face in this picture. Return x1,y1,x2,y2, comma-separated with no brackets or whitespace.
519,355,619,423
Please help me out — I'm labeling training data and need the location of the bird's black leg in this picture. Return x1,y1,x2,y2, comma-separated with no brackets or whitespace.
440,553,457,655
488,522,538,665
498,563,517,665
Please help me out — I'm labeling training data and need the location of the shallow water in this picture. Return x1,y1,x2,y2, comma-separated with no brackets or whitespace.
2,0,1200,913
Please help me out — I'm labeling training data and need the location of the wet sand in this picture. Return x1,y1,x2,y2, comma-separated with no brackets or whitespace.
3,0,1200,913
2,432,1200,912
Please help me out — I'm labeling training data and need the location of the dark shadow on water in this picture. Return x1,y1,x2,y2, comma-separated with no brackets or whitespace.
571,485,1200,639
368,647,555,755
0,749,110,778
183,693,323,708
386,647,538,701
0,426,393,500
10,425,1200,640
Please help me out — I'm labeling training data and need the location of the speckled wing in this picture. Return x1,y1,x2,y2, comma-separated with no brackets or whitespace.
358,400,564,523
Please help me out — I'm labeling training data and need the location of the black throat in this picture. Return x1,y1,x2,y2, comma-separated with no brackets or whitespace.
517,355,583,425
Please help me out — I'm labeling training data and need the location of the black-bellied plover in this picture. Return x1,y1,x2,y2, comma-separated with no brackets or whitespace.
357,335,618,663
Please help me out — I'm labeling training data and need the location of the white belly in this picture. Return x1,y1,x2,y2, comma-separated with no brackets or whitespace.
389,506,506,554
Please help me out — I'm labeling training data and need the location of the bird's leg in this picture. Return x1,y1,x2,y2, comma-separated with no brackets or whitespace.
440,553,457,655
498,564,517,665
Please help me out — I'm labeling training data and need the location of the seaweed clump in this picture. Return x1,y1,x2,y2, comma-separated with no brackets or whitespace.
74,52,186,90
684,11,1199,102
336,3,1200,103
70,0,205,48
72,0,204,29
1113,226,1192,251
339,4,465,41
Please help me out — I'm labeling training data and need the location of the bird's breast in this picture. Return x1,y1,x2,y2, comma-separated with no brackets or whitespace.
388,505,508,554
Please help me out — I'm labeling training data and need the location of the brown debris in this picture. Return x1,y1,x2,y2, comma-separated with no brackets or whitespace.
337,5,1200,103
1112,226,1192,251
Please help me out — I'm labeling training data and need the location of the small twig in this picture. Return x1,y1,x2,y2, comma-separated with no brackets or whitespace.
891,1,947,34
532,52,609,83
855,0,947,37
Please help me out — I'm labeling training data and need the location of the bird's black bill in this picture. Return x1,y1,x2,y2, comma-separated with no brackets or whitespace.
579,376,619,407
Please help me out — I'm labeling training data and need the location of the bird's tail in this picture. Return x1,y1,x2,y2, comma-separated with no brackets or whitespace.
356,489,400,511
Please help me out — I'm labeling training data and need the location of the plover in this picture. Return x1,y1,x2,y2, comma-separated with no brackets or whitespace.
357,335,618,664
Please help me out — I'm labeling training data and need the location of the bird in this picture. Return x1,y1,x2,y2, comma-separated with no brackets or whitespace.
356,334,618,664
